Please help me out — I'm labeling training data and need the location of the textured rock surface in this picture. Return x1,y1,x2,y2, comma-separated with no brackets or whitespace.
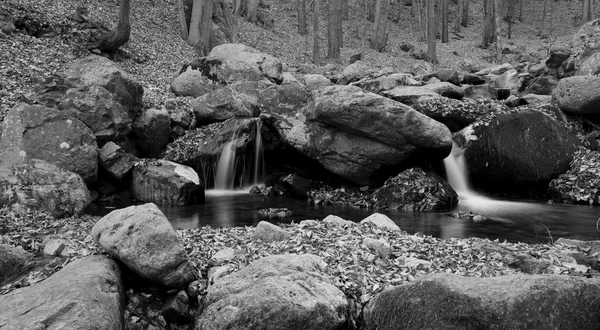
132,107,170,158
208,43,283,83
253,221,291,242
0,256,124,330
360,213,400,231
98,141,138,179
0,244,34,286
553,76,600,115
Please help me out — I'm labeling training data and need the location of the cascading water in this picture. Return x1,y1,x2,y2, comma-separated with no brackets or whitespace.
214,140,237,190
252,121,264,186
443,142,475,198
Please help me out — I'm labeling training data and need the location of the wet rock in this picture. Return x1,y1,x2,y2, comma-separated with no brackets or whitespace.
131,159,204,205
132,107,170,158
161,290,190,324
360,213,400,231
280,173,313,199
372,168,458,212
553,76,600,115
322,214,355,227
446,211,487,221
92,203,197,288
362,273,600,330
0,256,124,329
253,221,291,242
99,141,138,179
191,85,257,122
0,244,34,285
196,254,348,330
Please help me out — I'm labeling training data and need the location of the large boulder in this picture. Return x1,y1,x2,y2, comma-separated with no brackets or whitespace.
131,159,204,205
92,203,197,287
382,85,442,105
337,60,375,85
132,107,170,158
351,72,422,93
0,256,124,329
208,43,283,83
372,168,458,211
0,159,91,217
196,254,348,330
362,273,600,330
455,109,579,196
575,51,600,76
0,103,98,184
309,85,451,185
191,85,257,123
553,76,600,115
413,98,506,132
0,244,34,286
524,76,558,95
64,55,143,117
99,141,138,179
170,64,220,97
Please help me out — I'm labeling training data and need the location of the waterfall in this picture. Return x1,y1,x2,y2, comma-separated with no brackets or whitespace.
252,121,264,186
443,142,477,198
215,140,237,190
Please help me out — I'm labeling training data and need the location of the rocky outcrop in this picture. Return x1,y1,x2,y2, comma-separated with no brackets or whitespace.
362,273,600,329
99,141,138,179
0,256,124,329
0,103,98,184
360,213,400,231
0,159,91,217
132,107,170,158
549,148,600,205
92,203,197,288
337,60,375,85
0,244,34,285
372,168,458,211
455,109,579,196
196,254,348,330
412,98,506,132
351,72,422,93
553,76,600,115
131,159,204,205
192,85,258,122
208,43,283,83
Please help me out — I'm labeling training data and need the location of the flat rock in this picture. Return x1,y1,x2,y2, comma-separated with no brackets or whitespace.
360,213,400,231
253,221,290,242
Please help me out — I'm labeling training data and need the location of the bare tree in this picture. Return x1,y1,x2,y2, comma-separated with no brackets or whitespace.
188,0,213,56
178,0,188,40
518,0,523,22
455,0,463,32
88,0,131,59
482,0,495,48
441,0,449,43
371,0,382,49
232,0,241,42
328,0,343,58
314,0,321,65
495,0,502,62
427,0,437,63
417,0,426,42
461,0,469,27
297,0,308,35
342,0,349,20
248,0,259,23
539,0,548,36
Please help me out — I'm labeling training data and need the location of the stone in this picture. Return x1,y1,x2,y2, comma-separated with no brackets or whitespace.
372,168,458,211
99,141,138,179
463,84,497,100
253,221,291,242
92,203,196,287
412,98,505,132
494,69,520,90
351,73,422,93
208,265,235,283
210,247,235,265
131,159,204,205
524,76,558,95
337,60,375,85
522,93,552,104
0,103,98,184
0,244,34,285
576,51,600,75
382,85,442,105
64,55,143,117
455,109,579,196
170,65,219,97
196,254,348,330
423,69,460,84
553,76,600,115
556,238,600,255
424,81,464,99
280,173,313,198
208,43,283,83
363,237,391,259
322,214,354,227
475,63,513,75
545,48,571,69
191,86,256,122
303,74,332,90
165,98,195,129
461,73,486,85
161,290,190,324
0,256,124,329
43,238,68,256
528,62,547,77
362,273,600,330
0,159,91,218
300,219,320,227
360,213,400,231
132,107,170,158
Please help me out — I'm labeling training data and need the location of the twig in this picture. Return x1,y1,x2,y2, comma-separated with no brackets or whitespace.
538,223,554,245
596,218,600,232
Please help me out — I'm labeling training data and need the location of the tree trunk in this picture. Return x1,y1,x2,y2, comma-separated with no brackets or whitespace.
591,0,595,21
196,0,213,56
88,0,131,59
411,0,416,16
188,0,202,46
314,0,321,65
361,0,368,56
583,0,590,23
342,0,349,20
441,0,448,43
518,0,523,22
394,0,402,23
328,0,342,58
232,0,241,42
298,0,308,35
426,0,437,63
247,0,258,23
507,0,513,39
371,0,382,49
482,0,494,48
455,0,462,32
418,0,426,42
539,0,547,36
495,0,502,62
178,0,188,40
461,0,468,27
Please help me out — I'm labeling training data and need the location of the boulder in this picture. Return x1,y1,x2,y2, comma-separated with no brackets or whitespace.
549,148,600,205
546,48,571,69
170,64,220,97
280,173,313,198
423,81,464,99
303,73,332,90
522,93,552,104
494,69,520,90
0,103,98,184
351,73,422,93
553,76,600,115
0,244,34,285
412,98,506,132
92,203,196,287
257,208,293,218
362,273,600,330
0,159,91,217
463,84,497,100
99,141,138,179
165,98,195,129
132,107,170,158
576,51,600,76
0,256,124,329
64,55,143,117
475,63,513,75
382,85,442,105
132,159,204,205
196,254,348,330
461,73,486,85
337,60,375,85
253,221,291,242
423,69,460,84
363,237,391,258
360,213,400,231
524,76,558,95
208,43,283,83
192,85,257,123
372,168,458,211
455,109,579,196
322,214,355,227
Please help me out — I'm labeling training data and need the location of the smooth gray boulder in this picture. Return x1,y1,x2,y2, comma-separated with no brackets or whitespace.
553,76,600,115
196,254,348,330
0,255,124,330
360,213,400,231
132,107,170,158
191,85,256,122
253,221,290,242
92,203,196,288
362,273,600,330
208,43,283,83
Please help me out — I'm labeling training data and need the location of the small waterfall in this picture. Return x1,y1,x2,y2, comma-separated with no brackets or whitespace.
443,142,477,198
215,140,237,190
252,121,264,186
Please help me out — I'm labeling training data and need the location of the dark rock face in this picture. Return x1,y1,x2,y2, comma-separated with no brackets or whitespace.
362,273,600,330
372,168,458,212
413,98,506,132
0,256,124,329
132,107,170,158
0,244,34,286
553,76,600,115
0,159,91,218
546,48,571,69
280,173,313,198
524,76,558,95
455,109,579,196
99,141,138,179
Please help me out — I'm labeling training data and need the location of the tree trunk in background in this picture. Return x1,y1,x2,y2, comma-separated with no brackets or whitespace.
455,0,462,32
394,0,402,23
441,0,448,43
591,0,595,22
361,0,368,56
518,0,523,22
314,0,321,65
418,0,426,41
461,0,468,27
507,0,513,39
583,0,591,23
298,0,308,35
247,0,258,23
342,0,349,20
426,0,437,63
196,0,213,56
188,0,203,45
411,0,416,16
328,0,342,58
232,0,241,42
495,0,502,62
482,0,495,48
178,0,188,40
88,0,131,58
371,0,382,49
539,0,547,36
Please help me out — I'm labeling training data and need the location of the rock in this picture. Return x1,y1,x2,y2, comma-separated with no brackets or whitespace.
43,238,68,256
196,254,348,330
556,238,600,255
494,69,520,91
424,81,464,99
253,221,291,242
165,98,195,129
210,247,235,265
575,52,600,75
522,93,553,104
0,103,98,184
362,273,600,330
92,203,196,287
208,43,283,83
373,168,458,211
0,256,124,329
455,109,579,196
463,84,497,100
300,219,320,227
0,159,91,217
322,214,355,227
382,85,442,105
549,148,600,205
423,69,460,84
162,290,190,324
131,159,204,205
546,48,571,69
132,107,170,158
413,98,506,132
475,63,513,75
337,60,375,85
64,55,143,117
553,76,600,115
311,85,451,185
280,173,313,198
303,74,332,90
363,237,391,259
192,85,257,122
410,61,433,76
208,265,235,283
351,73,422,93
524,76,558,95
528,62,547,77
461,73,486,85
0,244,34,285
99,141,138,179
170,64,219,97
360,213,400,231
